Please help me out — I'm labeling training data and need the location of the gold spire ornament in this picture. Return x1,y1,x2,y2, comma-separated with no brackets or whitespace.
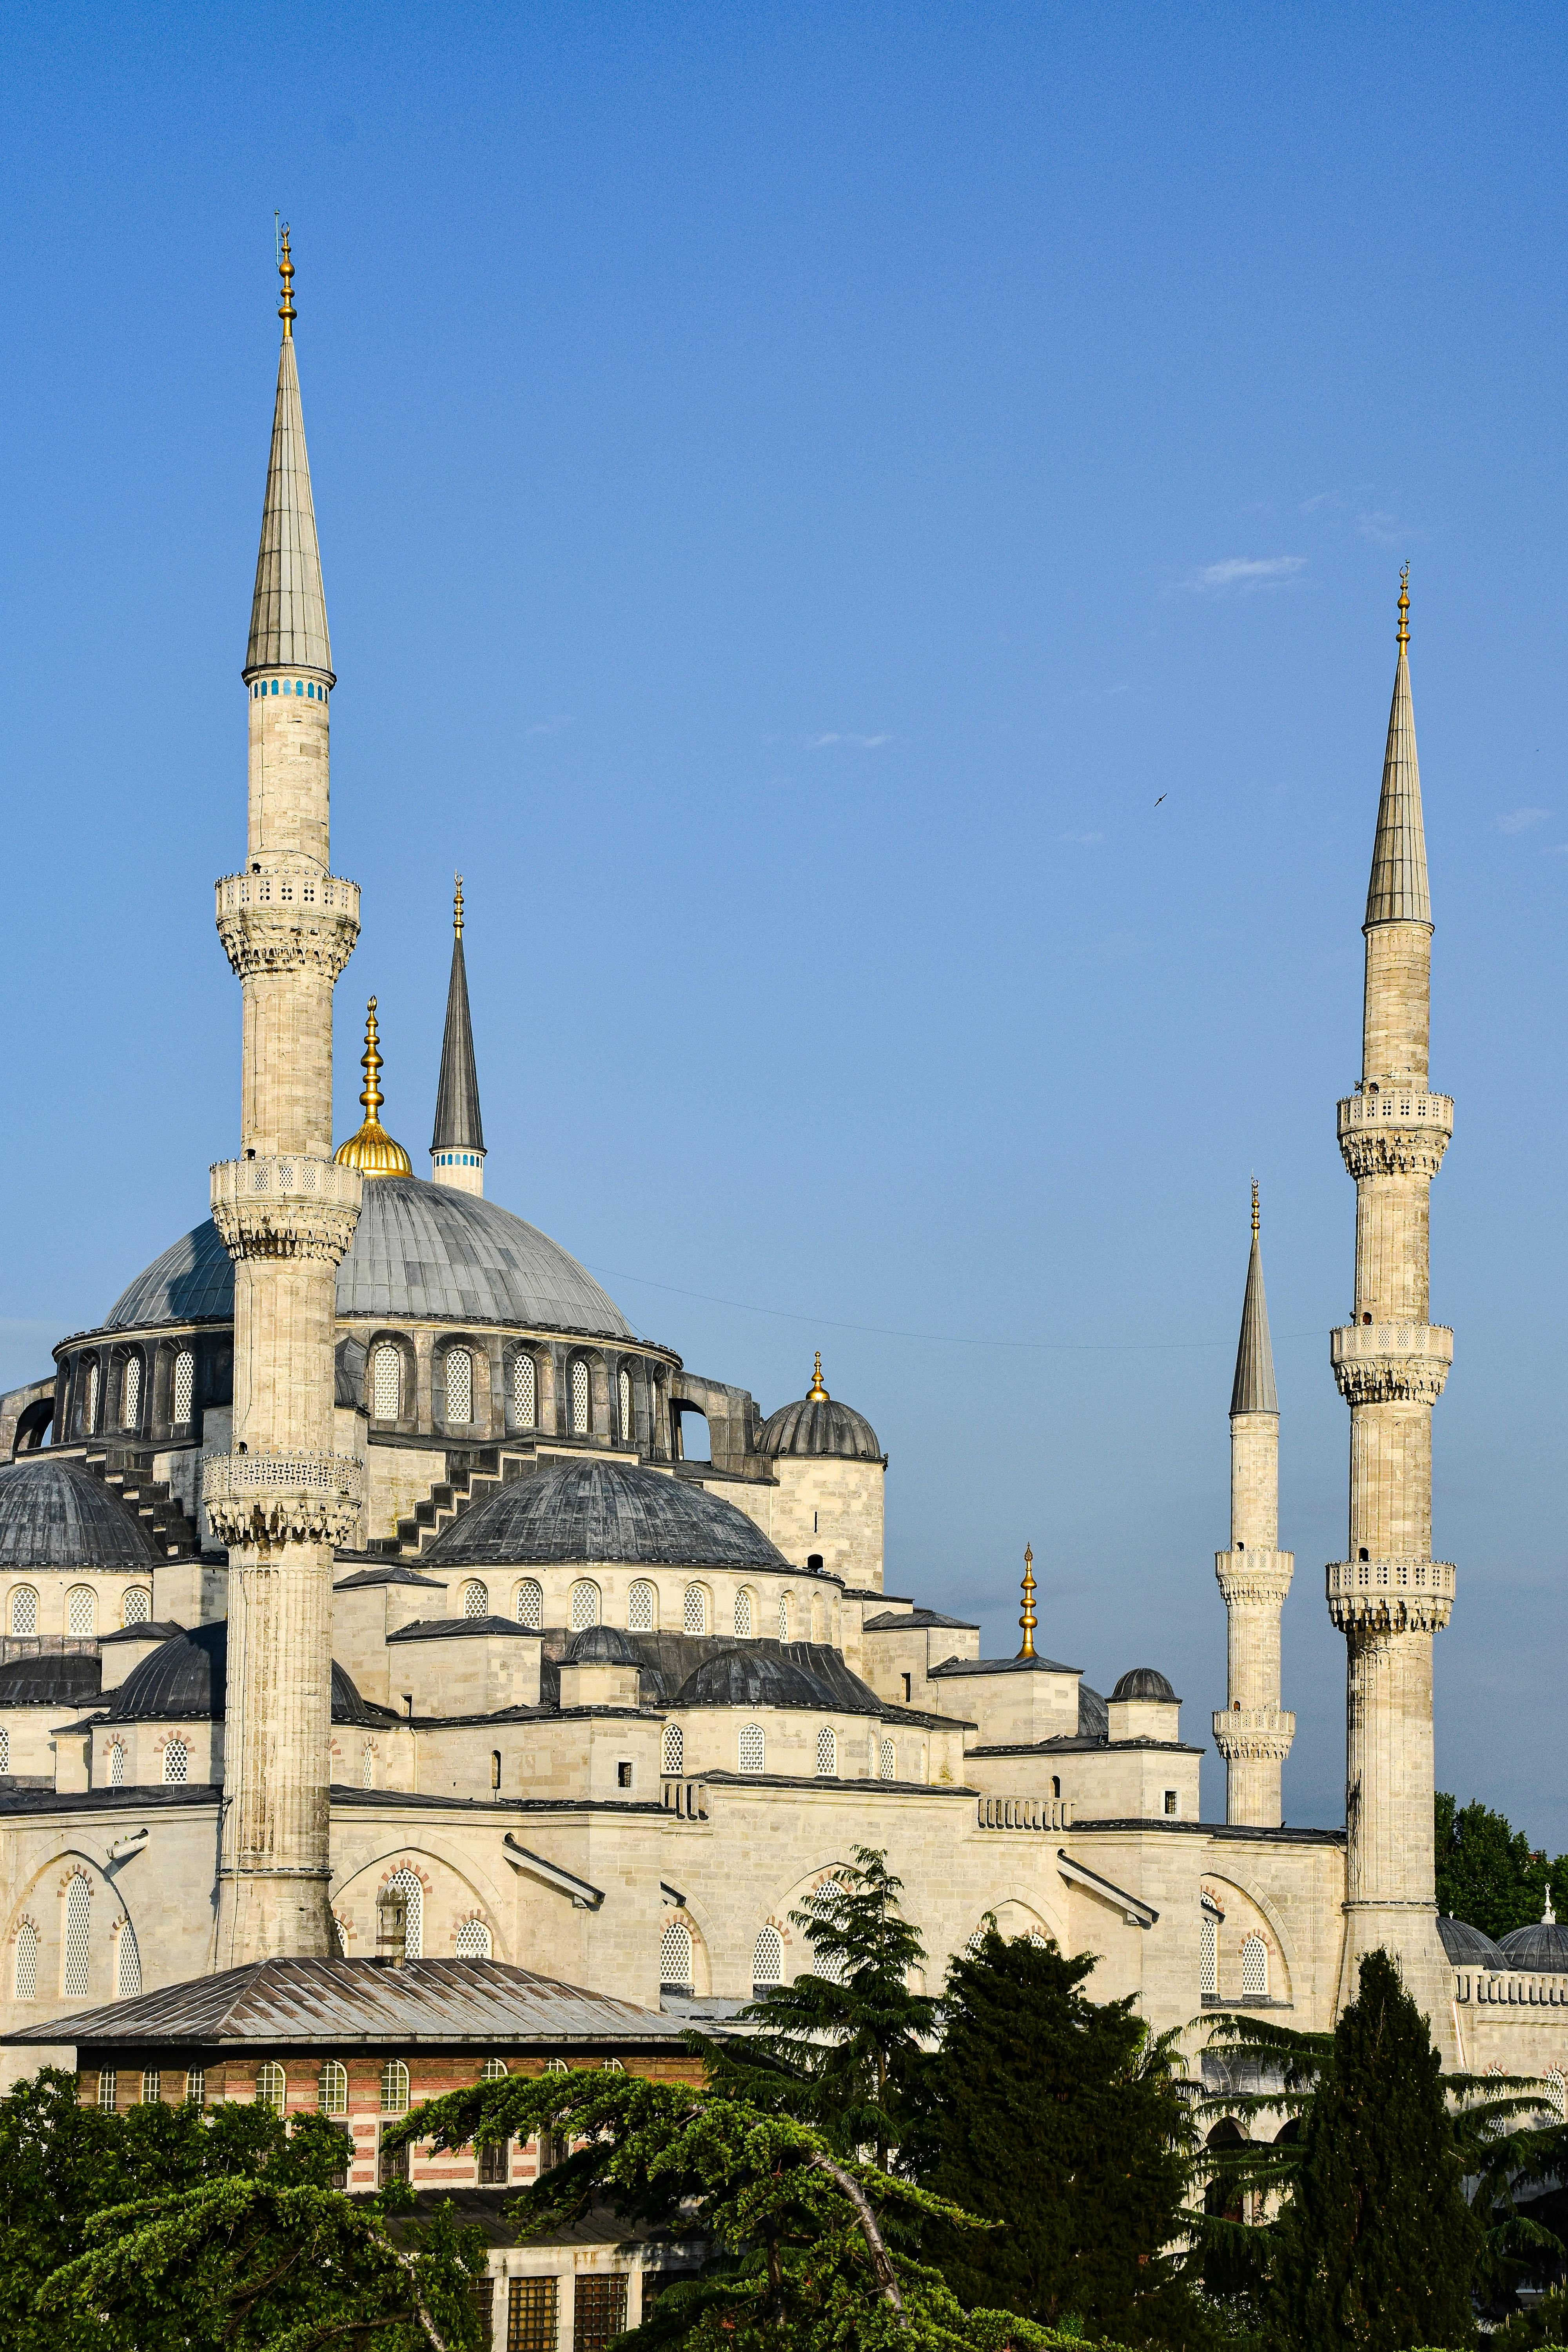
1018,1544,1037,1660
1397,563,1410,651
334,997,413,1176
278,223,296,338
807,1351,829,1402
453,874,464,938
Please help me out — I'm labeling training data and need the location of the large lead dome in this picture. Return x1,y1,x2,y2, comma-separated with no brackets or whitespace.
103,1178,632,1339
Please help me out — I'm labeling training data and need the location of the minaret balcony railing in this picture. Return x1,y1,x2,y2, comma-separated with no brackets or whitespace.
1337,1089,1453,1179
1211,1707,1296,1762
1330,1322,1453,1406
216,871,360,919
211,1156,362,1266
215,871,361,983
1214,1549,1294,1607
1326,1556,1455,1633
202,1448,363,1552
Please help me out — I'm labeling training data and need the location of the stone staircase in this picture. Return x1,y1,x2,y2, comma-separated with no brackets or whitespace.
370,1446,537,1561
79,1446,200,1559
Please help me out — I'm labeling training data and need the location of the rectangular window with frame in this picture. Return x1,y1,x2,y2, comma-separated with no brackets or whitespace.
478,2135,509,2184
573,2276,628,2352
379,2132,411,2187
507,2276,558,2352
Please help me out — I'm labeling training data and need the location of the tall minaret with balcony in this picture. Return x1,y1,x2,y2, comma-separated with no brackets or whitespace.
430,876,485,1194
203,236,364,1964
1212,1184,1296,1825
1327,572,1456,2038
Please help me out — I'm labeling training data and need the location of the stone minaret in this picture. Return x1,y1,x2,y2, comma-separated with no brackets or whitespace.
204,235,364,1965
430,876,485,1194
1327,571,1456,2038
1212,1185,1296,1824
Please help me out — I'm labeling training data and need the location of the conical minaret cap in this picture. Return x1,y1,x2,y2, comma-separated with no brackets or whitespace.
1230,1185,1278,1416
431,878,485,1153
1363,569,1430,927
245,232,333,681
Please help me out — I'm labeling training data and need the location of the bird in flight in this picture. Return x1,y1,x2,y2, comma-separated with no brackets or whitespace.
1154,793,1166,806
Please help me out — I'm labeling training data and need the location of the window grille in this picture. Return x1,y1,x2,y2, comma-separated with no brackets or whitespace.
804,1881,848,1984
734,1588,754,1637
618,1366,633,1442
122,1586,150,1627
483,2058,509,2080
753,1924,784,1989
1201,1915,1218,1997
361,1740,375,1789
122,1357,141,1427
661,1921,694,1989
661,1723,683,1774
97,2070,117,2111
13,1922,37,2001
1548,2068,1567,2121
385,1871,423,1958
64,1877,90,1996
172,1348,195,1425
569,1581,600,1631
445,1348,473,1424
463,1578,490,1619
11,1587,37,1635
107,1741,125,1787
456,1919,492,1958
85,1359,100,1432
572,2274,627,2352
628,1580,656,1632
319,2061,348,2116
67,1586,95,1637
815,1727,836,1777
515,1579,543,1630
507,2277,558,2352
682,1585,707,1635
185,2069,207,2107
879,1740,895,1781
141,2070,162,2105
370,1343,401,1420
0,1726,8,1772
570,1359,590,1434
117,1922,141,1998
510,1352,537,1429
256,2062,286,2111
778,1593,792,1640
381,2060,410,2116
163,1737,189,1786
1241,1934,1269,1998
334,1915,350,1956
738,1723,765,1774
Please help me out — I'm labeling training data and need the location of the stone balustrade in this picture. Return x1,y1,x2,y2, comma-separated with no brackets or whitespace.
976,1795,1071,1831
1326,1556,1456,1633
210,1155,362,1266
1336,1088,1453,1178
1211,1707,1297,1760
660,1778,709,1821
202,1449,363,1551
1454,1967,1568,2011
1330,1321,1454,1406
215,871,361,920
214,869,361,981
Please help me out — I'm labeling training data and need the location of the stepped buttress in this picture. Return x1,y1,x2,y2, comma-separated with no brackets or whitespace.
205,241,362,1965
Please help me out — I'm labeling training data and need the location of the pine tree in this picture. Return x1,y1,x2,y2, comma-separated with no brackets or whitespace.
1269,1947,1479,2351
911,1926,1209,2348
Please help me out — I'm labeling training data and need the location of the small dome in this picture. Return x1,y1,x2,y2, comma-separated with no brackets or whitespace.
676,1647,828,1710
425,1459,788,1572
1437,1915,1509,1970
100,1623,388,1728
0,1457,160,1572
758,1355,881,1462
1111,1667,1178,1704
1497,1920,1568,1975
0,1650,102,1710
567,1624,642,1666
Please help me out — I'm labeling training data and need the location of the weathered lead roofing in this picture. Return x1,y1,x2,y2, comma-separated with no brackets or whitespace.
1364,641,1431,926
1436,1914,1508,1969
861,1607,979,1633
432,931,484,1154
245,330,332,679
1496,1920,1568,1975
1230,1229,1278,1416
0,1649,102,1710
425,1459,788,1572
0,1456,160,1571
2,1956,692,2050
1110,1666,1178,1703
758,1394,882,1462
97,1622,398,1728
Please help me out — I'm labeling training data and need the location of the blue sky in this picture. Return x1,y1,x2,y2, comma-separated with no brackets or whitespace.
4,4,1567,1840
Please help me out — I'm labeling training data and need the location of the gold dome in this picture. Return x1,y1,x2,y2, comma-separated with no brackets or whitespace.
334,997,413,1178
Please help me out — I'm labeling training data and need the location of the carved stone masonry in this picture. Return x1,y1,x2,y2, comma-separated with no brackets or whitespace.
1212,1707,1297,1762
216,903,361,984
1330,1322,1453,1407
210,1156,362,1265
1336,1090,1453,1180
1214,1549,1294,1610
1326,1557,1456,1636
203,1450,363,1552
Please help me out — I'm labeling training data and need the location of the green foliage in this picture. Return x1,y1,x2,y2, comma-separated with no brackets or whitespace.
1490,2285,1568,2348
1435,1793,1567,1943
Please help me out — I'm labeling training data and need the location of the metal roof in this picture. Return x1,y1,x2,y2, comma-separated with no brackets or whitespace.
1230,1230,1279,1416
246,328,332,679
0,1456,160,1572
432,930,484,1154
1365,641,1432,926
425,1458,787,1572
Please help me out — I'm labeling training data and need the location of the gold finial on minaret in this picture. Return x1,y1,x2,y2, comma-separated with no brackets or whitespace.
1252,1178,1260,1240
1397,563,1410,651
278,222,296,338
1018,1544,1037,1660
334,997,413,1176
807,1351,829,1402
453,874,464,938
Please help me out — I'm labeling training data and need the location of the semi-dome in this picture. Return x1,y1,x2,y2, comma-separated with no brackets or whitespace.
424,1458,789,1572
758,1354,881,1462
1111,1667,1178,1704
676,1647,828,1710
567,1624,642,1666
100,1622,392,1728
103,1178,632,1340
0,1457,160,1571
0,1649,102,1710
1437,1914,1509,1970
1497,1919,1568,1975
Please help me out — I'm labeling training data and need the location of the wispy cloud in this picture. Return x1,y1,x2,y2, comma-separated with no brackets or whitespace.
1180,556,1307,595
1299,490,1345,515
1357,511,1408,548
526,715,575,737
1060,831,1104,846
1499,808,1550,835
808,732,891,749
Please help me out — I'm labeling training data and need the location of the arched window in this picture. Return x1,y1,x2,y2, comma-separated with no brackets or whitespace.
778,1593,792,1641
1241,1933,1269,1998
162,1737,189,1786
660,1922,694,1991
121,1357,142,1428
661,1723,683,1775
185,2069,207,2107
67,1586,96,1637
515,1579,543,1630
1200,1912,1218,1998
13,1922,38,2002
461,1578,490,1620
10,1587,38,1636
63,1877,90,1996
361,1740,375,1789
510,1351,537,1430
804,1879,849,1984
256,2062,286,2112
380,2059,410,2116
0,1726,9,1772
85,1359,100,1433
816,1727,837,1778
444,1347,473,1425
385,1869,423,1959
628,1580,657,1633
879,1739,896,1782
107,1741,125,1788
618,1366,633,1443
569,1580,600,1632
455,1919,493,1958
117,1923,142,1999
753,1925,784,1991
172,1348,195,1425
318,2060,348,2116
733,1588,755,1637
370,1343,401,1421
570,1359,590,1435
140,2069,161,2104
122,1587,151,1628
491,1749,501,1789
1051,1774,1061,1800
1547,2068,1567,2122
482,2058,509,2080
683,1585,708,1636
738,1724,765,1775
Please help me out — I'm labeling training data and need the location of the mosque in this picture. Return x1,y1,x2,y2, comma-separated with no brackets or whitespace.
0,242,1564,2223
